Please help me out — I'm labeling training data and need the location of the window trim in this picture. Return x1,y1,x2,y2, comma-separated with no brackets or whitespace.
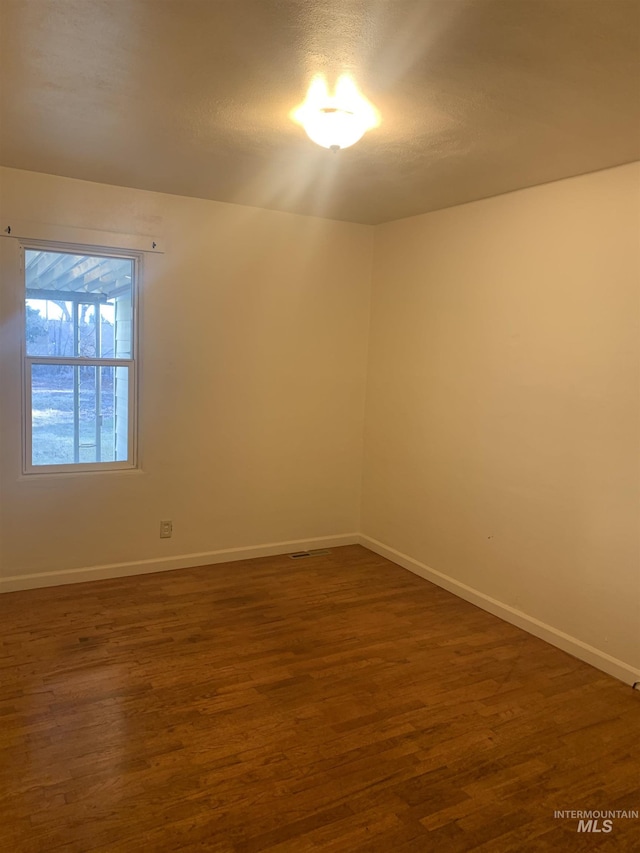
20,240,141,475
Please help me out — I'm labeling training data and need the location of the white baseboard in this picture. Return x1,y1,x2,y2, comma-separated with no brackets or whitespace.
359,534,640,688
0,533,359,593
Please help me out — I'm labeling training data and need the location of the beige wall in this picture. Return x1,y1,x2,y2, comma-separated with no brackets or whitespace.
362,163,640,671
0,167,372,582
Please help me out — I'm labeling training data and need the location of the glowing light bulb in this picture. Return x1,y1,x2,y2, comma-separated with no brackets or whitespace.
291,74,379,151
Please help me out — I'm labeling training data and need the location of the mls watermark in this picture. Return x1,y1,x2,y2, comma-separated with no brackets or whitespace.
553,810,638,833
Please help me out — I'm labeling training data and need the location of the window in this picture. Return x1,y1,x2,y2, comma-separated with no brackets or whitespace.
23,245,138,472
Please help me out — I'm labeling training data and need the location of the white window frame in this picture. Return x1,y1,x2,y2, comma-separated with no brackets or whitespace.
20,240,141,475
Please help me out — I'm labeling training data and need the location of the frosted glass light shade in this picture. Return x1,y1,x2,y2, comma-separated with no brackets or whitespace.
303,108,367,150
292,75,379,151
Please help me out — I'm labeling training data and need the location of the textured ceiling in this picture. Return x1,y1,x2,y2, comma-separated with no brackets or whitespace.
1,0,639,224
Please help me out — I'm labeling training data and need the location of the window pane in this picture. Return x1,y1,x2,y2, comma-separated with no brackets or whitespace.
31,364,130,466
31,364,75,466
100,303,116,357
78,365,98,462
78,304,97,357
25,250,133,358
26,299,74,357
111,365,130,461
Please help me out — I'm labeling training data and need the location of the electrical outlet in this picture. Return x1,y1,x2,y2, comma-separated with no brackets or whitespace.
160,520,172,538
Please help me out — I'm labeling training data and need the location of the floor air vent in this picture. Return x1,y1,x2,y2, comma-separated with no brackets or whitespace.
288,549,331,559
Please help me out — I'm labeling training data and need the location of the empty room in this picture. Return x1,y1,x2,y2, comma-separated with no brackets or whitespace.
0,1,639,850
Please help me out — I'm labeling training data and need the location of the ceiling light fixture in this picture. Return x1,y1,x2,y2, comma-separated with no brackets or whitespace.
291,74,379,152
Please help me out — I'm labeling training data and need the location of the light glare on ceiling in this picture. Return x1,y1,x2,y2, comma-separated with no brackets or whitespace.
291,75,379,151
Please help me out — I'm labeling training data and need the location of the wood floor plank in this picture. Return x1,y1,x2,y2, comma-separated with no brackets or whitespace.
1,545,638,851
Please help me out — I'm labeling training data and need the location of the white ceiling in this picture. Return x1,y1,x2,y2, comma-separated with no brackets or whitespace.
1,0,639,224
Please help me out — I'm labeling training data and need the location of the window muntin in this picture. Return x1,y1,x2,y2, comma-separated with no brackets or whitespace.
23,247,137,472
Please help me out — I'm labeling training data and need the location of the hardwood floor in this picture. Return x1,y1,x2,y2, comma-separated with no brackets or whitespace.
1,545,638,852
